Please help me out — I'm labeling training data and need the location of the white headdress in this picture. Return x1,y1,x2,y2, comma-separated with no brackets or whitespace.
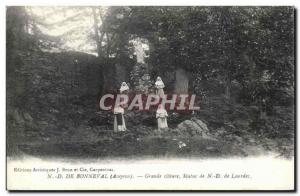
155,76,165,89
120,82,129,93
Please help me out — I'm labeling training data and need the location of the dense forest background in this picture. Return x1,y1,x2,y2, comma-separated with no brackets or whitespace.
7,6,294,158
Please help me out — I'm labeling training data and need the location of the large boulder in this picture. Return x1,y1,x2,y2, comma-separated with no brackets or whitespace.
176,118,216,140
192,117,209,133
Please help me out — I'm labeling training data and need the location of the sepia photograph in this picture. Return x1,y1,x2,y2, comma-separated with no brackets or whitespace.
6,6,295,191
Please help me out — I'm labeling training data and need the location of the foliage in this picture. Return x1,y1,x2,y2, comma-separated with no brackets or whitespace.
6,6,295,158
101,6,294,109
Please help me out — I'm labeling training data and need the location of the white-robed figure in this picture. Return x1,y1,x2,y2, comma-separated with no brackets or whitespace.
156,104,168,130
120,82,129,94
119,82,129,108
155,76,165,98
113,104,126,132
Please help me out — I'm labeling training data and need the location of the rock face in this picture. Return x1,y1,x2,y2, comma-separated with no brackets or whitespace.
174,68,189,94
176,118,216,140
130,63,152,94
115,63,128,87
7,50,103,153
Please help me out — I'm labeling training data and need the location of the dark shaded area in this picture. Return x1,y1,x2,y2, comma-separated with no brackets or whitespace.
6,6,294,159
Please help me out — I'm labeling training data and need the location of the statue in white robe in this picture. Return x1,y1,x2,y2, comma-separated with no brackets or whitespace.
134,38,146,64
113,105,126,132
155,76,165,98
119,82,129,108
156,104,168,131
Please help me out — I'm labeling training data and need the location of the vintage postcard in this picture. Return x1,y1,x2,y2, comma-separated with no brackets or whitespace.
6,6,295,191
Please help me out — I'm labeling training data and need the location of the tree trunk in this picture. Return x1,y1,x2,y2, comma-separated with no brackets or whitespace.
92,7,102,57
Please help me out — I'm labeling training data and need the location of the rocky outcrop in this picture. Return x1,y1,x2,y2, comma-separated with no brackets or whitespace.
130,63,152,94
175,118,216,140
